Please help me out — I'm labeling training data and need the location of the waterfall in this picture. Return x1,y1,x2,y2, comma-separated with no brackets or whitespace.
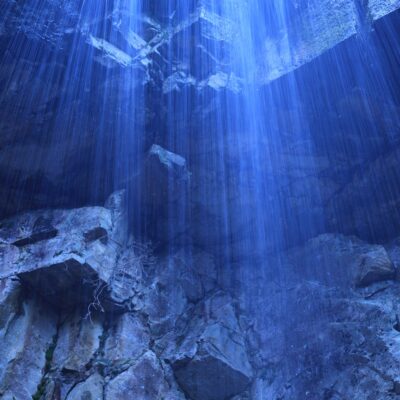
0,1,399,399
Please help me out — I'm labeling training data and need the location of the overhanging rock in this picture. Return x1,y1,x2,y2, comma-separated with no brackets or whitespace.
0,191,128,312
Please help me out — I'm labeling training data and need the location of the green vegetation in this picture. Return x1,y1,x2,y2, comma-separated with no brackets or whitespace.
32,333,57,400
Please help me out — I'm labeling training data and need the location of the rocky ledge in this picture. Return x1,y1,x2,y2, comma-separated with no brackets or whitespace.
0,192,400,399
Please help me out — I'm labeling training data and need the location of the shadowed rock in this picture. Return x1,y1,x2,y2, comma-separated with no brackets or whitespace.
0,279,56,400
267,233,396,288
140,144,191,246
18,259,102,310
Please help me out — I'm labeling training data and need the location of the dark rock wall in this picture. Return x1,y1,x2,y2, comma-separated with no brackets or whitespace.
0,2,399,252
0,3,399,253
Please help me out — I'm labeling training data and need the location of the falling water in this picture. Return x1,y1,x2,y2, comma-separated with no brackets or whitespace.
0,0,400,398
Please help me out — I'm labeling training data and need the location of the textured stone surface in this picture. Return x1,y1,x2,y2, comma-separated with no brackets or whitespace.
66,373,104,400
171,293,253,400
104,313,149,364
356,245,395,286
104,351,169,400
0,192,127,311
52,312,103,373
0,199,250,399
143,144,191,208
1,0,398,88
369,0,400,19
0,288,56,400
247,281,400,400
0,2,399,400
0,200,400,398
277,234,396,288
259,0,358,83
326,145,400,241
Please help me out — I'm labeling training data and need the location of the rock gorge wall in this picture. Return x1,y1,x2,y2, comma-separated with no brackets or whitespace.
1,189,400,399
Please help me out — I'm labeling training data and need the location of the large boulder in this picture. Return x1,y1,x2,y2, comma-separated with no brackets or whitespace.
355,245,395,287
274,233,396,288
104,351,170,400
171,293,253,400
0,191,128,311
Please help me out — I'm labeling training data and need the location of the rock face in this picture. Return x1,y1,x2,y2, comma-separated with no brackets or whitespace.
139,144,191,245
0,281,56,400
232,234,400,400
0,194,253,400
274,233,396,288
66,373,104,400
171,294,253,400
0,191,127,311
104,351,171,400
1,196,400,399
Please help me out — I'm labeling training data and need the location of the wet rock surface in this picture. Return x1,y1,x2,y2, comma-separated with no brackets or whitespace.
0,197,399,399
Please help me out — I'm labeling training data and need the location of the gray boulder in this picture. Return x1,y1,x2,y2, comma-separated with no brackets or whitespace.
356,245,395,287
171,293,252,400
276,233,396,288
0,191,128,311
104,351,169,400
